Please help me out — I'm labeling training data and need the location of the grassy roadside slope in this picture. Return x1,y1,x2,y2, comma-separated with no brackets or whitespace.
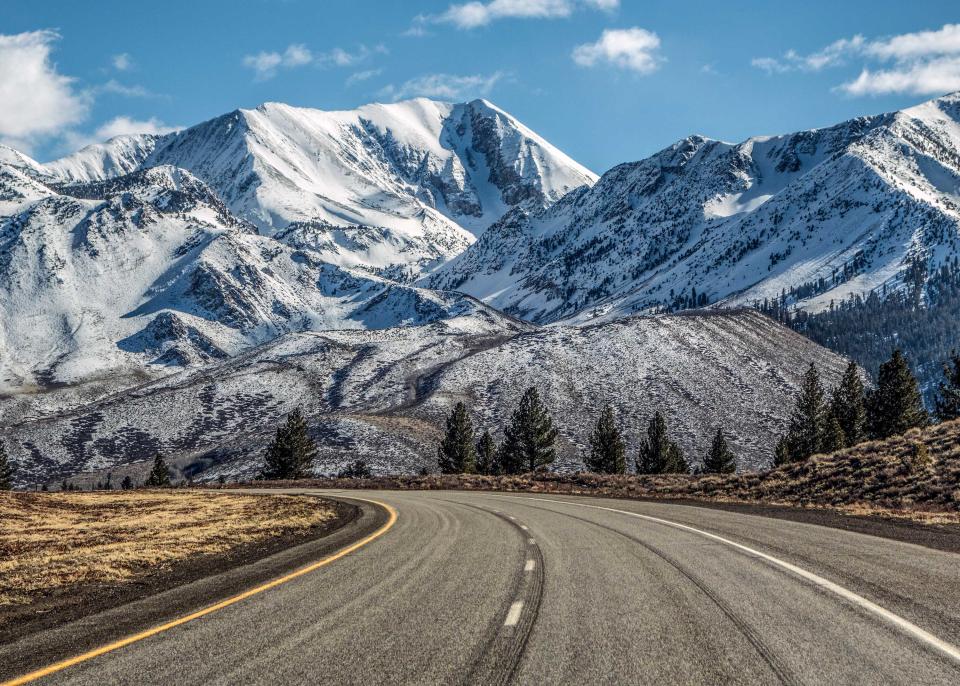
0,491,336,607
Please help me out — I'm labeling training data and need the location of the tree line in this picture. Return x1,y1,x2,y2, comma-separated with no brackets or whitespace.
435,387,735,476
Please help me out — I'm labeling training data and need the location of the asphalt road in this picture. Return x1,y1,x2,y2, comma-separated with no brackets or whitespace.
5,490,960,685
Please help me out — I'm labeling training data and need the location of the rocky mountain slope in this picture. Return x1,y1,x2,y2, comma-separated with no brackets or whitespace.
0,163,500,391
2,310,848,487
428,92,960,324
43,98,597,278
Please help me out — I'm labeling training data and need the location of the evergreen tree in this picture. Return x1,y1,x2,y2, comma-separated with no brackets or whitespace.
144,453,172,487
436,402,476,474
0,440,13,490
773,436,791,466
120,475,133,490
338,459,371,479
934,351,960,422
260,408,317,480
475,430,497,475
782,363,828,462
866,349,929,439
821,415,847,454
829,361,866,447
703,427,736,474
636,412,688,474
585,406,626,474
500,387,558,474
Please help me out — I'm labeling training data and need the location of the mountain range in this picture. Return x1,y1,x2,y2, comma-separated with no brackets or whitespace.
1,92,958,485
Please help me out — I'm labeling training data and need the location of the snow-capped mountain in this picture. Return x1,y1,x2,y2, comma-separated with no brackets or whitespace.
428,92,960,323
43,98,597,278
0,162,510,391
2,309,847,487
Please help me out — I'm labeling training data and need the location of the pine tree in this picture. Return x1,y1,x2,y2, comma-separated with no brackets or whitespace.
866,349,929,439
120,475,133,490
773,436,791,466
821,415,847,454
934,350,960,422
703,427,736,474
829,361,866,447
436,402,476,474
782,363,828,462
636,412,687,474
0,440,13,490
260,408,317,480
475,430,497,475
585,405,626,474
500,387,558,474
144,453,172,487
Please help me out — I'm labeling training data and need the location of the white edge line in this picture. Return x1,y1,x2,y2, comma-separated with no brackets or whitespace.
498,494,960,666
524,559,535,572
504,601,524,626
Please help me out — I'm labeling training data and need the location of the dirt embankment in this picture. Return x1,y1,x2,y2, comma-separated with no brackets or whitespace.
0,490,352,642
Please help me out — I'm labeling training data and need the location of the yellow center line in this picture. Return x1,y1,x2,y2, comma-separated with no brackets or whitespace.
3,496,398,686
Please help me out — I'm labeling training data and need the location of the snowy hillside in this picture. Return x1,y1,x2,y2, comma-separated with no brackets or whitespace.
2,310,848,487
43,98,597,278
0,164,508,391
428,92,960,323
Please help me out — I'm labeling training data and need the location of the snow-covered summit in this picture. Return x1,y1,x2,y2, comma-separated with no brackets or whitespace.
428,92,960,323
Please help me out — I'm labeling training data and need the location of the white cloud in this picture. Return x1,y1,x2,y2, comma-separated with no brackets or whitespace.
426,0,617,30
754,24,960,97
840,57,960,96
572,27,662,74
379,72,504,101
64,116,180,151
242,43,386,80
101,79,155,98
346,68,382,86
112,53,133,71
0,30,89,152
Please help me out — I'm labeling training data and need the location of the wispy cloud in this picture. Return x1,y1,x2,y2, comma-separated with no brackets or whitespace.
100,79,158,99
572,27,663,74
753,24,960,96
0,30,89,153
111,53,133,71
346,68,382,86
242,43,386,81
379,72,505,101
416,0,618,31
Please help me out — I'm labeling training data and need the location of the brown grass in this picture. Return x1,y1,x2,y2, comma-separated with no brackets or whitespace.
242,419,960,525
0,491,335,606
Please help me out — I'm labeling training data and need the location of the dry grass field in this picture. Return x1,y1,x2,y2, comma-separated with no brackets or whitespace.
0,491,335,606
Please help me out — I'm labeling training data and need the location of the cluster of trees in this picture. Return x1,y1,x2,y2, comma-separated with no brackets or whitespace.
756,256,960,402
775,347,960,465
0,440,12,491
436,388,737,476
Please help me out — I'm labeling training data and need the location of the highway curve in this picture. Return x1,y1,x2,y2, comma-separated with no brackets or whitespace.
3,490,960,685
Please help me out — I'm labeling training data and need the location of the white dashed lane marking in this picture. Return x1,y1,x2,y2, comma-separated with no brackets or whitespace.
504,601,524,627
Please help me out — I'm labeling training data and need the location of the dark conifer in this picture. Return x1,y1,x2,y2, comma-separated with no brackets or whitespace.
829,361,866,447
821,415,847,454
586,405,626,474
0,440,13,490
500,387,558,474
475,430,497,475
120,475,133,490
703,427,736,474
636,412,687,474
260,408,317,480
782,363,828,462
437,402,476,474
866,350,928,439
934,351,960,422
144,453,172,487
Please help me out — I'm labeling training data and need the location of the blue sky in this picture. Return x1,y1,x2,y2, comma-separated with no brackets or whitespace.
2,0,958,171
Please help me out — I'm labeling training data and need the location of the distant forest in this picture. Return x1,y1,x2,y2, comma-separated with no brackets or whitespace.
755,256,960,403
